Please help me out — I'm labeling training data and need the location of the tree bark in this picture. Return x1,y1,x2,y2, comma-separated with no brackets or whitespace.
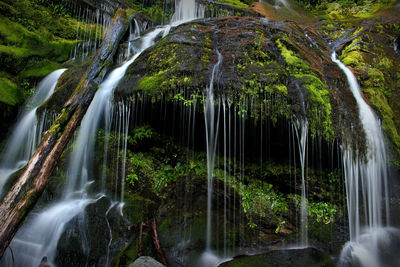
136,219,169,267
0,8,135,258
149,218,169,267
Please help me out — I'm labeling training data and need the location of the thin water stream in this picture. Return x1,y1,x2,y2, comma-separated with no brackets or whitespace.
1,1,206,265
293,119,309,247
0,69,66,196
332,52,399,266
200,30,225,266
1,25,166,267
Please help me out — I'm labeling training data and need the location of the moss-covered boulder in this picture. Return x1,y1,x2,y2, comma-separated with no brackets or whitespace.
115,16,363,146
330,17,400,159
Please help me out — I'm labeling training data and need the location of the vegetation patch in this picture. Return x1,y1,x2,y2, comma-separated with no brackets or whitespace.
276,36,333,139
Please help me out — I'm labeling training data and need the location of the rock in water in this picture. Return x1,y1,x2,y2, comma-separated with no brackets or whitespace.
130,256,165,267
38,256,51,267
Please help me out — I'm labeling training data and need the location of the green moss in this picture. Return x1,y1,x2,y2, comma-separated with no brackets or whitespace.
296,74,333,138
126,8,135,18
304,0,395,21
0,77,23,105
341,50,365,67
276,39,310,73
0,45,33,58
276,36,333,139
48,123,60,134
265,84,288,96
218,0,248,8
123,192,157,223
136,70,167,94
338,31,400,156
201,32,213,68
21,60,62,78
339,37,366,68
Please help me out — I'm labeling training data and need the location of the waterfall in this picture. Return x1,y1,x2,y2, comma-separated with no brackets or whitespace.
171,0,204,24
293,119,309,247
1,28,167,267
204,48,223,251
332,52,399,266
126,19,140,61
200,33,223,266
72,8,111,61
274,0,291,9
0,69,66,196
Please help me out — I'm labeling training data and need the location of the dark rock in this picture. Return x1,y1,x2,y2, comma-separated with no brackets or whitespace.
55,196,116,266
219,247,335,267
198,0,260,18
38,256,51,267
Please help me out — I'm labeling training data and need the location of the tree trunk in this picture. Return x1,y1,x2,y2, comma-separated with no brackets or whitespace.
0,8,135,258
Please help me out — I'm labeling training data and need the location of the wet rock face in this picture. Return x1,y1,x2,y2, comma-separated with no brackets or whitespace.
54,196,131,266
115,16,363,144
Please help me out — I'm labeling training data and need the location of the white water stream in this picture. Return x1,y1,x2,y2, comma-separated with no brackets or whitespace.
332,52,399,266
1,1,206,264
0,69,66,195
293,119,309,247
204,47,223,251
1,25,167,267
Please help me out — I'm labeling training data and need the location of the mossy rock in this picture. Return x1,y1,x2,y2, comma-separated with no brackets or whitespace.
337,20,400,158
115,17,363,146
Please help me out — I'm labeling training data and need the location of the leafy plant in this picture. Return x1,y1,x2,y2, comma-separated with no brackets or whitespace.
128,125,153,145
126,173,139,186
308,202,337,224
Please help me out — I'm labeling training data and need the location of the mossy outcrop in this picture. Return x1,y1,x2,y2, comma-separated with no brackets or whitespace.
329,17,400,159
115,16,363,145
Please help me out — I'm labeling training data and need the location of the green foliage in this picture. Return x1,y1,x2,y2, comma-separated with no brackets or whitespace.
126,173,138,186
128,125,153,145
240,181,288,218
124,0,173,25
0,77,22,105
153,164,178,192
0,0,103,107
308,202,337,224
298,0,395,20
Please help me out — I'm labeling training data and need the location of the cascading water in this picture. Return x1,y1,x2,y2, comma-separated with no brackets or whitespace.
274,0,291,9
72,7,111,60
293,119,309,247
332,52,400,266
162,0,204,37
0,27,167,267
200,33,223,266
171,0,204,24
0,69,66,196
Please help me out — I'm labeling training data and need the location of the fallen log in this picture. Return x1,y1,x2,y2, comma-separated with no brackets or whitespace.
0,8,135,258
137,219,169,267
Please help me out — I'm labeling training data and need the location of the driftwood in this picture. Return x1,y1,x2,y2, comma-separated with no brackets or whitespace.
137,219,169,267
0,8,135,258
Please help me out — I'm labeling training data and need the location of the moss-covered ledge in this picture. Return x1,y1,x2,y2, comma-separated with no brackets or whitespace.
115,16,363,144
333,19,400,159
